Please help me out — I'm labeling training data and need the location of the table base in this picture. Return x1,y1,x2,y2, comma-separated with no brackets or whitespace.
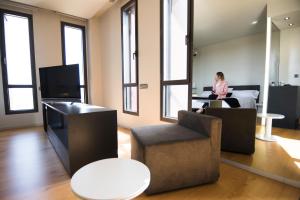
256,134,277,142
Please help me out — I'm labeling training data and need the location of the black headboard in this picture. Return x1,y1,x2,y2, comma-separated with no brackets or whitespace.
203,85,261,103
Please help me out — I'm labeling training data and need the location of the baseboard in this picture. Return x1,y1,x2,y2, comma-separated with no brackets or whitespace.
118,124,132,130
221,158,300,189
0,123,43,132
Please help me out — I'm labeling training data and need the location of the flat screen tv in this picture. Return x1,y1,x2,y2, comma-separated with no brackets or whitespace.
39,64,81,100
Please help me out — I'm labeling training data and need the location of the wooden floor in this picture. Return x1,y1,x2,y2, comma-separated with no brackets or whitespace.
0,127,299,200
222,126,300,181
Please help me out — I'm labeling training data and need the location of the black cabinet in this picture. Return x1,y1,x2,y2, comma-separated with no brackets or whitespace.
268,86,300,129
42,101,118,175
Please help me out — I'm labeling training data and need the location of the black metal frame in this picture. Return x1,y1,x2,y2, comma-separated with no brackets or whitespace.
160,0,193,122
0,9,38,115
121,0,139,116
61,22,88,103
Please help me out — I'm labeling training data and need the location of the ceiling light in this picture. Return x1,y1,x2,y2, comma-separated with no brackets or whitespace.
284,17,290,20
252,20,258,25
289,23,294,26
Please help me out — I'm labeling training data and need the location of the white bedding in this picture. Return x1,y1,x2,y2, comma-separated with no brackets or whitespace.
192,89,259,109
192,99,231,109
192,97,257,109
192,100,205,108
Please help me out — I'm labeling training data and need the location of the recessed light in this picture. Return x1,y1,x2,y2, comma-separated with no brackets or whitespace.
284,17,290,20
289,23,294,26
252,20,258,25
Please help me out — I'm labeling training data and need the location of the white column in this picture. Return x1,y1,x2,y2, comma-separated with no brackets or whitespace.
262,17,272,126
265,117,273,138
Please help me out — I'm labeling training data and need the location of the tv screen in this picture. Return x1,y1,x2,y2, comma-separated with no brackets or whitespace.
39,64,81,99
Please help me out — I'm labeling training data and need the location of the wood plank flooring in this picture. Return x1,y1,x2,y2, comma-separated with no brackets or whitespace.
0,127,299,200
222,126,300,181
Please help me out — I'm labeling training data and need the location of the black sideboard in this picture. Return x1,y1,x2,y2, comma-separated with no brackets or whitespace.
42,101,118,175
268,86,300,129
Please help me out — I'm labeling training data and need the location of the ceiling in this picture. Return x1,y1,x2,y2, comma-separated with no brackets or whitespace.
272,10,300,30
194,0,267,48
11,0,117,19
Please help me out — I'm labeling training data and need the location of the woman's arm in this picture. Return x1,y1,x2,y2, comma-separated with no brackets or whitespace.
219,81,228,96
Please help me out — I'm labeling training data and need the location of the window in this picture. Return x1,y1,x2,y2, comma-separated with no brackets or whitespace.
0,10,38,114
121,0,139,115
61,22,88,103
161,0,192,121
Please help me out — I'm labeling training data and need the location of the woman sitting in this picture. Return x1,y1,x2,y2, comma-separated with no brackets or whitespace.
197,72,228,113
210,72,228,99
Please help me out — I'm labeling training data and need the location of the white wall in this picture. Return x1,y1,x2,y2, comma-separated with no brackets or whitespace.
0,4,87,130
87,18,103,105
193,33,266,102
279,26,300,85
89,0,165,128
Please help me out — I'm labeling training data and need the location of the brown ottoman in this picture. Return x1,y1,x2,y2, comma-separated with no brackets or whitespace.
131,111,222,194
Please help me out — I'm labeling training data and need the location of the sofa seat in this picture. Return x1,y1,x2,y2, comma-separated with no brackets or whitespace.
132,124,208,146
131,111,222,194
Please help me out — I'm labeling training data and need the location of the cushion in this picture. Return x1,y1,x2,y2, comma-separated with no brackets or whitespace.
232,90,259,99
131,124,208,146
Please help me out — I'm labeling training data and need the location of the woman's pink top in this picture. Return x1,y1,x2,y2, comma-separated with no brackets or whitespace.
213,80,228,99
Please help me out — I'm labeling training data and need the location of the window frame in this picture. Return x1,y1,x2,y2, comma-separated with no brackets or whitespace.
121,0,139,116
0,9,38,115
61,21,88,103
160,0,193,122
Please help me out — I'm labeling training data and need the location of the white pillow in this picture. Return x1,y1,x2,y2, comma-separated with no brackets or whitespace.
232,90,259,99
228,88,234,92
199,91,211,98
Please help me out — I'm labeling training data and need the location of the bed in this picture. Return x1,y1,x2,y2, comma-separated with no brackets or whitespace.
192,85,260,109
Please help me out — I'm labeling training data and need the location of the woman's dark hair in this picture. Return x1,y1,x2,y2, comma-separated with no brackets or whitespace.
216,72,225,80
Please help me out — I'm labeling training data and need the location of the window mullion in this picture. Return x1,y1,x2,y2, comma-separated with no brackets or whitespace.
128,10,132,84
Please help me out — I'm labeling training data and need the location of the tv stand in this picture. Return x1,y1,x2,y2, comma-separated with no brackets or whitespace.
42,101,118,175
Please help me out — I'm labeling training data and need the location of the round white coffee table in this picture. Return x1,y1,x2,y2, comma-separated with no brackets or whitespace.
256,113,285,142
71,158,150,200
